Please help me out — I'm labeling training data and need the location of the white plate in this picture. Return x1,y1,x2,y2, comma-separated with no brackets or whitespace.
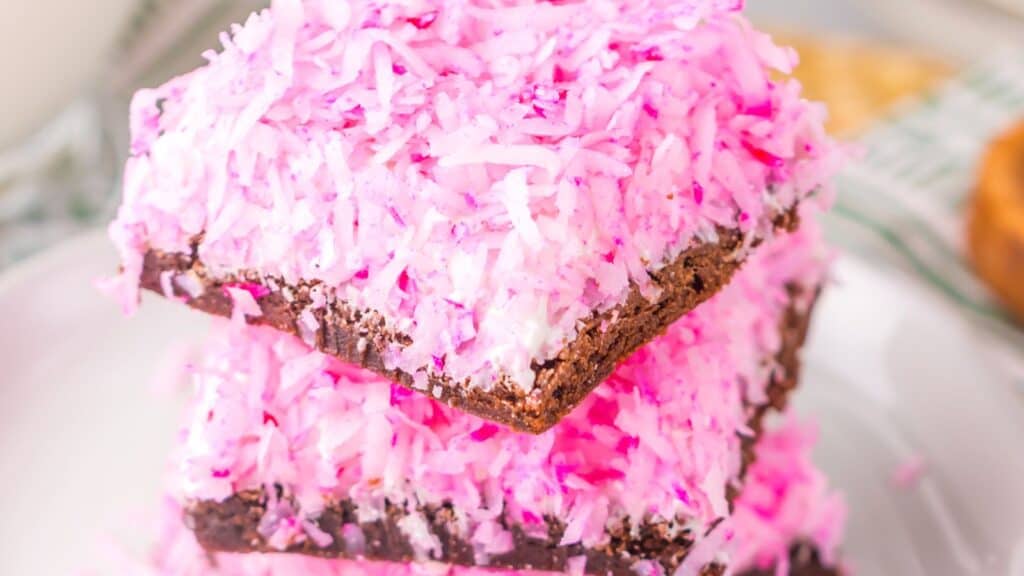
1,231,1023,576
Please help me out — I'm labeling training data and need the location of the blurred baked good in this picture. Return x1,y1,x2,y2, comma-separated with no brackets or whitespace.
967,119,1024,324
779,34,950,135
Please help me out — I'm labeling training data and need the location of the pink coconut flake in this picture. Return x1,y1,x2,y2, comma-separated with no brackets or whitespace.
891,455,928,491
222,281,271,300
263,411,280,427
108,0,840,394
168,222,829,565
741,141,786,170
470,423,500,442
224,286,264,321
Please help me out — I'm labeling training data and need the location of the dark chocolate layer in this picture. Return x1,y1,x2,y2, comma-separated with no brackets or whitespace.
740,543,841,576
188,494,723,576
183,295,815,576
142,213,798,434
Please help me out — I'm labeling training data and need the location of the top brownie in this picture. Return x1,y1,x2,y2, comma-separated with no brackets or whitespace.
106,0,838,432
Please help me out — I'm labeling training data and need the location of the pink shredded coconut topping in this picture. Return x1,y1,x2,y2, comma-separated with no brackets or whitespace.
170,223,827,563
104,418,842,576
108,0,839,393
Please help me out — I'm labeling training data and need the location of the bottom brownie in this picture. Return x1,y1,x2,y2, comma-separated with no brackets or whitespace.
185,371,798,576
124,413,844,576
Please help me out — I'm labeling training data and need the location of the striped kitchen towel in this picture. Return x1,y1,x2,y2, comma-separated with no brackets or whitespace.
829,51,1024,378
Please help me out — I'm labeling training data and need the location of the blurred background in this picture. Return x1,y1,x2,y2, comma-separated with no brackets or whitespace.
0,0,1022,358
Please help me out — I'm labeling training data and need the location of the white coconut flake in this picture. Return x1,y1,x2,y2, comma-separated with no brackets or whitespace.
396,513,443,561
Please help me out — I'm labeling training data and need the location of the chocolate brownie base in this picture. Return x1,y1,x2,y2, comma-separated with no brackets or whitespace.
740,544,841,576
183,297,814,576
188,494,721,576
141,213,798,434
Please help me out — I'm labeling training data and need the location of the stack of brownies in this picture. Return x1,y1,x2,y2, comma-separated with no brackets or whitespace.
104,1,847,574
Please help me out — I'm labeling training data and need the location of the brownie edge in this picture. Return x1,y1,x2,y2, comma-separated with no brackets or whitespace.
141,212,797,434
